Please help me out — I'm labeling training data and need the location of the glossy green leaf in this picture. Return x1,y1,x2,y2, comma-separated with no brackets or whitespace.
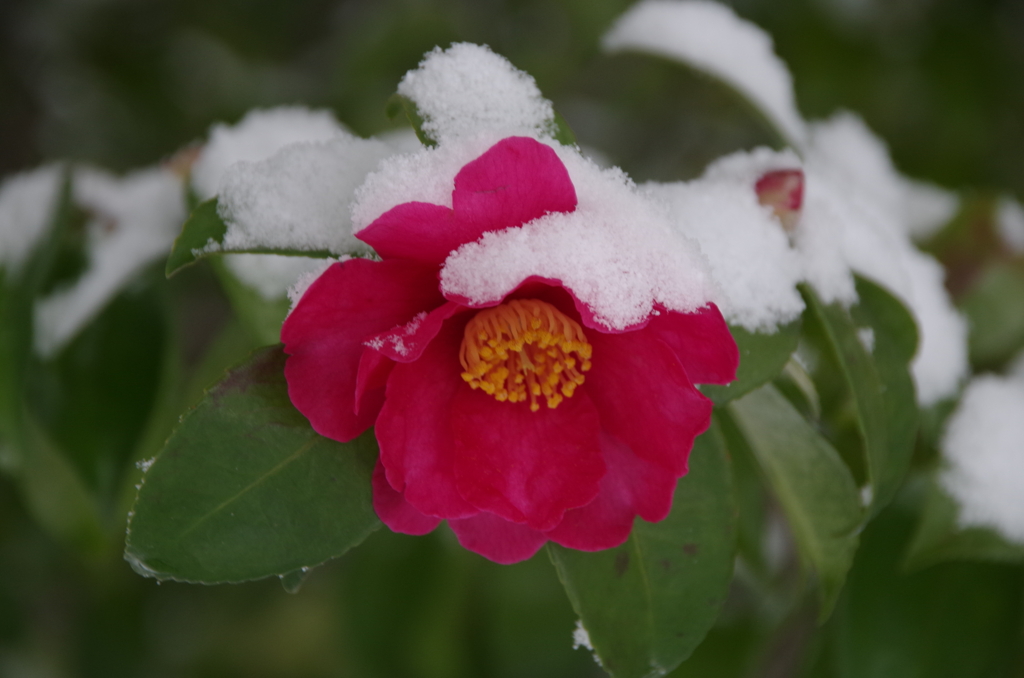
848,276,918,513
548,424,736,678
819,505,1024,678
802,284,905,515
165,198,334,277
904,473,1024,570
124,345,381,583
728,384,862,618
701,319,800,405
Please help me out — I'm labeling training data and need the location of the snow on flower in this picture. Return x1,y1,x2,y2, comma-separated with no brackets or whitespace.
34,165,185,356
941,371,1024,544
283,137,738,563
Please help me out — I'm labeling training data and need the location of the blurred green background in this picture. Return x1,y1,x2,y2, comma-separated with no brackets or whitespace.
1,0,1023,676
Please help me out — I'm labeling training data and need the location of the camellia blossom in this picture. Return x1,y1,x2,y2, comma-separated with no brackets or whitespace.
282,136,738,564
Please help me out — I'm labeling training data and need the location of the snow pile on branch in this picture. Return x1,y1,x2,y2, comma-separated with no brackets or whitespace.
0,165,63,277
602,0,806,148
941,372,1024,544
191,107,419,299
34,166,185,356
191,107,347,200
397,43,558,145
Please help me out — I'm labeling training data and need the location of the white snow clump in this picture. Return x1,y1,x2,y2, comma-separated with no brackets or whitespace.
34,166,185,356
941,371,1024,544
397,43,557,145
0,165,63,276
191,106,347,200
603,0,806,148
191,106,416,299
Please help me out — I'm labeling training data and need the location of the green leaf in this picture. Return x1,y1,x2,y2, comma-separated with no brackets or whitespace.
124,345,381,583
165,198,334,277
212,258,291,346
820,505,1024,678
802,284,908,515
385,93,437,147
551,110,578,146
548,424,736,678
728,384,862,618
700,320,800,405
848,276,918,513
904,473,1024,570
960,260,1024,370
165,198,227,276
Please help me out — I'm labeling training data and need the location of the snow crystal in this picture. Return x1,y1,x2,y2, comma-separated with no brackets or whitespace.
223,253,332,300
216,135,396,255
0,165,63,276
136,457,157,473
397,43,557,145
440,146,716,330
572,620,594,651
191,107,347,200
644,147,806,331
34,166,185,357
996,196,1024,254
602,0,806,148
941,374,1024,544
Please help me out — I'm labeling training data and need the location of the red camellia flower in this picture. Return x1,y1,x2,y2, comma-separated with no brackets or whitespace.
282,136,738,564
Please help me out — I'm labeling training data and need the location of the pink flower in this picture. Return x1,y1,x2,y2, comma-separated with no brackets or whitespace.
282,137,738,564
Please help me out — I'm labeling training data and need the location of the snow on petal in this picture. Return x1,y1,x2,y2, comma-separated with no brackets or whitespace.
941,374,1024,544
216,135,396,255
440,147,716,330
644,147,806,331
0,165,63,276
602,0,806,148
397,43,557,145
191,106,347,200
34,166,185,356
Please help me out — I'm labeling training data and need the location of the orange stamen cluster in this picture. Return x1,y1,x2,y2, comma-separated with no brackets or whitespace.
459,299,593,412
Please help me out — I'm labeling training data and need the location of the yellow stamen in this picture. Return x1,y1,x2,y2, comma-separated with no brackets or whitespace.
459,299,592,412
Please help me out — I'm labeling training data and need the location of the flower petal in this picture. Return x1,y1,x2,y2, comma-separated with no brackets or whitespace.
585,326,713,477
545,431,677,551
647,304,739,385
451,388,605,531
354,348,393,417
365,301,463,363
357,202,469,265
375,315,479,519
452,136,577,234
448,511,548,564
282,258,443,442
371,460,441,535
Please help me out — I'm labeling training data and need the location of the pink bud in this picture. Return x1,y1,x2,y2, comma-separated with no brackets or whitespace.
755,169,804,233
